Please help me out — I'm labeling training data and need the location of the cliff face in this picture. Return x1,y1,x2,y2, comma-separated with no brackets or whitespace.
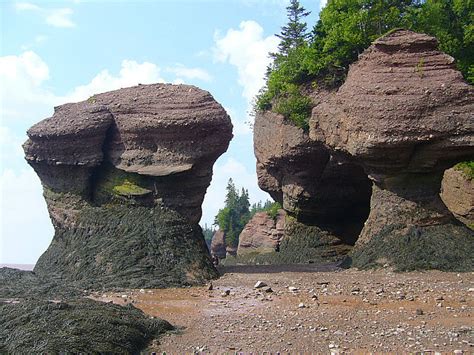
255,30,474,271
254,110,372,248
24,83,233,288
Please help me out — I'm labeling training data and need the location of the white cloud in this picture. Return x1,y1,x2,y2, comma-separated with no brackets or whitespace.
15,2,40,11
319,0,328,10
15,2,76,28
213,21,279,136
201,157,270,228
214,20,279,104
46,8,75,28
166,64,212,82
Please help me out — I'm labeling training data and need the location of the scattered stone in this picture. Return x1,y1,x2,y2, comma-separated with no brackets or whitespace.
298,303,306,309
288,286,299,292
416,309,424,316
254,281,267,289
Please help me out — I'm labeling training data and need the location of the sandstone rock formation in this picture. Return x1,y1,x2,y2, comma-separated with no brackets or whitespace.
312,30,474,270
210,229,227,259
237,209,286,256
441,164,474,229
254,109,372,248
24,83,233,288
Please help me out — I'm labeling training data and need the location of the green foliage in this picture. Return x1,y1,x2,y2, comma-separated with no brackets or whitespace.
202,224,215,248
454,160,474,179
256,0,474,127
214,179,251,248
266,201,282,220
273,84,312,130
275,0,311,56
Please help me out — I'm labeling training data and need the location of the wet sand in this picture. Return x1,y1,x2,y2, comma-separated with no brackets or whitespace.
94,265,473,353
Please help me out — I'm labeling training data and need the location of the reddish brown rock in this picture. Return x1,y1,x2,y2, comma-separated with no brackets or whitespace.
23,83,232,287
237,210,286,256
254,110,371,246
210,229,227,259
441,165,474,228
311,30,474,270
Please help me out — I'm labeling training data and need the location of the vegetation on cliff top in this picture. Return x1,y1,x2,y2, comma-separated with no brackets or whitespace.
256,0,474,129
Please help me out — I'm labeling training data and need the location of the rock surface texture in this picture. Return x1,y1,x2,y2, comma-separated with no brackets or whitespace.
312,30,474,270
254,103,372,251
441,165,474,229
24,83,233,288
237,210,286,256
210,229,227,259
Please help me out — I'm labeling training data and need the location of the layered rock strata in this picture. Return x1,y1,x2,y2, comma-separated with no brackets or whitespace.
312,30,474,270
254,110,372,249
237,210,286,256
24,83,233,287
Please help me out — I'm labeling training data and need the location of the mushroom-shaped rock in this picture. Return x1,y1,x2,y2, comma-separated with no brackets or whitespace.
254,110,372,247
24,83,233,288
312,30,474,270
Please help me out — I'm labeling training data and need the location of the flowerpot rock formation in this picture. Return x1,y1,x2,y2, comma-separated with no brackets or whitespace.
24,83,233,288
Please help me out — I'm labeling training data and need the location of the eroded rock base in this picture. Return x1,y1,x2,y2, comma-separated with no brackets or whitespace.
35,201,218,289
352,176,474,271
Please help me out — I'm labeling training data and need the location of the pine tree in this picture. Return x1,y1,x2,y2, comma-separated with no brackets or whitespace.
275,0,311,56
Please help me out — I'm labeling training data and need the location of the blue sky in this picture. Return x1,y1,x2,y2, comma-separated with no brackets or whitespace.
0,0,326,264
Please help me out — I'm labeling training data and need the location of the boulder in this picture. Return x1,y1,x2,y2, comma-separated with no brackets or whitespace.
237,209,286,255
210,229,226,259
24,83,233,287
312,30,474,270
441,164,474,228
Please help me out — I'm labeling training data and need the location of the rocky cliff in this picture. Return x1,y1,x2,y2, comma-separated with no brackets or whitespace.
255,30,474,271
24,83,233,288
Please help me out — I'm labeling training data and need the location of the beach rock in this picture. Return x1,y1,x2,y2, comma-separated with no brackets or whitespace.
440,164,474,228
24,83,233,288
237,210,286,256
210,229,227,259
312,30,474,270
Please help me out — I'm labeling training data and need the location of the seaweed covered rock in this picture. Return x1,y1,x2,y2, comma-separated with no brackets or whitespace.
24,83,233,287
0,268,173,354
237,210,286,256
254,110,371,248
441,163,474,229
312,30,474,270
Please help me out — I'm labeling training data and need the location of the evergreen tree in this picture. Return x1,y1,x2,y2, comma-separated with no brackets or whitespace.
214,179,251,248
275,0,311,56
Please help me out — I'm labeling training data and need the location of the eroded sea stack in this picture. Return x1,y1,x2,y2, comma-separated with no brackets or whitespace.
24,83,233,288
255,30,474,270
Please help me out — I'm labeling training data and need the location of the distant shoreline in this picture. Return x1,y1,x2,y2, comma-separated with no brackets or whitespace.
0,264,35,271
